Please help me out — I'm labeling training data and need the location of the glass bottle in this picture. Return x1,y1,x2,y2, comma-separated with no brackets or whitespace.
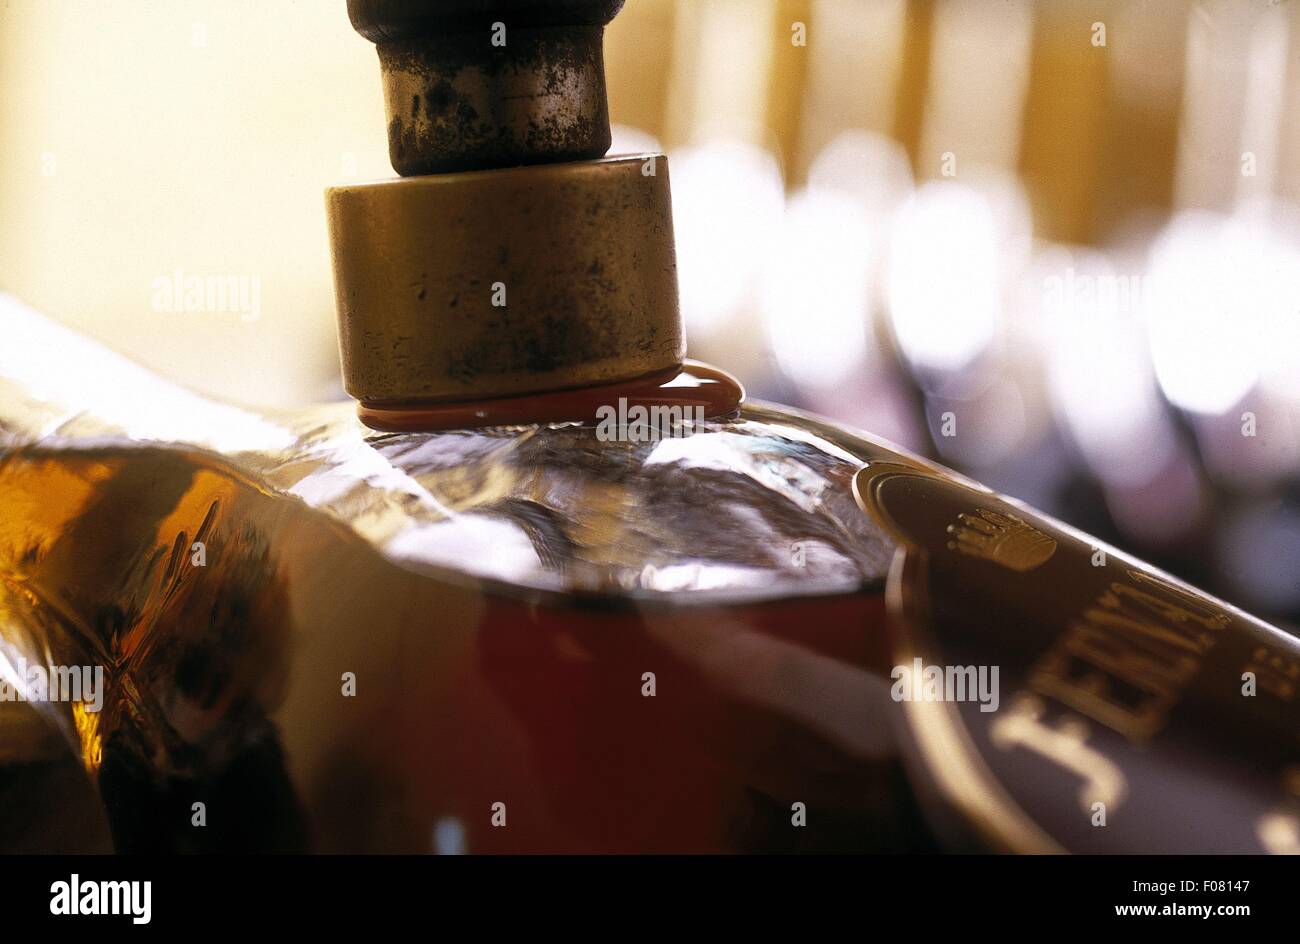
0,0,1295,855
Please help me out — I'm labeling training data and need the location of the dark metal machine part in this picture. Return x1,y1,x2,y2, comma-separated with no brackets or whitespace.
348,0,626,174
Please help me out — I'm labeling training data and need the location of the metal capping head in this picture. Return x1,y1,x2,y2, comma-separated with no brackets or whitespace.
327,153,683,403
347,0,627,175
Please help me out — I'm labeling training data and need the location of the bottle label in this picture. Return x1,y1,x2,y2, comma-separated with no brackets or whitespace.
854,461,1300,853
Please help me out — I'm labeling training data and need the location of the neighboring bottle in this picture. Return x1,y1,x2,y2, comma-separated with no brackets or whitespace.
0,0,1295,854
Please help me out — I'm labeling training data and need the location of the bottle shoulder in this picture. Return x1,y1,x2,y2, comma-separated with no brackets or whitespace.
0,298,912,605
270,401,902,602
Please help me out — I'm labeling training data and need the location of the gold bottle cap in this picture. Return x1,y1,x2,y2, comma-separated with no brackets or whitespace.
327,153,683,403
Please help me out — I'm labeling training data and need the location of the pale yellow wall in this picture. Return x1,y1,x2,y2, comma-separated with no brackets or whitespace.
0,0,390,405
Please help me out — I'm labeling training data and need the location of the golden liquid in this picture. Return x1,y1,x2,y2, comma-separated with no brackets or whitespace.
0,444,921,853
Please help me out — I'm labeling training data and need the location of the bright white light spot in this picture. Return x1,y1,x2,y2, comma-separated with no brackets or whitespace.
759,190,875,389
386,516,541,583
806,130,913,218
670,141,784,338
887,182,1003,374
1144,211,1285,415
1041,252,1172,486
609,124,661,155
1251,215,1300,405
0,294,294,453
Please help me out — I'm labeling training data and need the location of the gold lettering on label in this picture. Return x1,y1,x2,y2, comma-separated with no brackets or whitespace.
1027,571,1231,743
990,695,1127,813
1032,614,1186,743
1244,646,1299,702
1122,570,1231,631
1068,615,1195,691
1030,661,1166,743
1096,589,1215,656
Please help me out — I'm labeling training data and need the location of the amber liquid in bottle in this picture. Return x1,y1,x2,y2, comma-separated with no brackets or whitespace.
0,429,930,854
